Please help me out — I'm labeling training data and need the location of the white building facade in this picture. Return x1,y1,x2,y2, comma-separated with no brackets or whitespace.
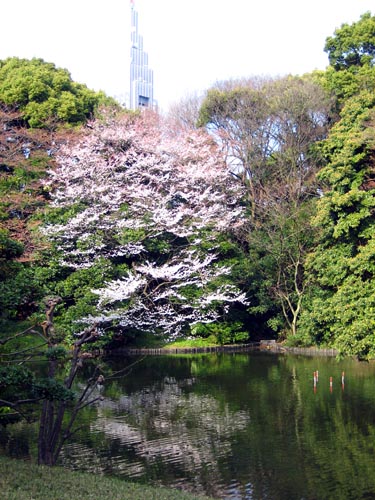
130,1,155,110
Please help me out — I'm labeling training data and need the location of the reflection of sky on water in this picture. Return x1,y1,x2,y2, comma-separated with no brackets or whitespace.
4,353,375,499
62,377,250,497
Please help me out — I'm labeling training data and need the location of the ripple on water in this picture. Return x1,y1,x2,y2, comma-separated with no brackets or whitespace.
224,479,255,500
52,355,375,500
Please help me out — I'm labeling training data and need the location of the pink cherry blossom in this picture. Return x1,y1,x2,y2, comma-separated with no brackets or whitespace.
42,111,247,337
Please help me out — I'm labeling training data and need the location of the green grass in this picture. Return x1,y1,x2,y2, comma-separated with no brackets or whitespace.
163,337,219,349
0,456,216,500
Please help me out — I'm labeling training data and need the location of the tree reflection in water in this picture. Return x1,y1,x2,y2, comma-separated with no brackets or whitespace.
2,352,375,500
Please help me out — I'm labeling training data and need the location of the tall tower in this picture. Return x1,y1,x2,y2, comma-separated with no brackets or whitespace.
130,0,154,110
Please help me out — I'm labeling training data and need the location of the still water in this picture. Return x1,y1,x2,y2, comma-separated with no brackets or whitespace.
2,351,375,499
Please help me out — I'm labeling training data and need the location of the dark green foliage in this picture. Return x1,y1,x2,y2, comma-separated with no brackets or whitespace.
0,364,33,391
0,267,42,319
192,321,249,345
46,258,116,337
0,365,35,424
0,362,73,404
32,378,74,402
0,364,74,427
45,346,68,361
0,228,23,260
0,230,42,319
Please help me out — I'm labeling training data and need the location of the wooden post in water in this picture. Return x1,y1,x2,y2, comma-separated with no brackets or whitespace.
342,371,345,391
330,376,333,393
313,371,317,393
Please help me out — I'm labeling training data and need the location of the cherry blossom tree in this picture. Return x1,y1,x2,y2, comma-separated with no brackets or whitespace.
41,111,247,340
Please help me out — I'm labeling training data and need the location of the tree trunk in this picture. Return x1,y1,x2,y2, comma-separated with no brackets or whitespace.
37,312,100,466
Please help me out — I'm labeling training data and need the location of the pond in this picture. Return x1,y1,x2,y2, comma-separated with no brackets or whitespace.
2,351,375,499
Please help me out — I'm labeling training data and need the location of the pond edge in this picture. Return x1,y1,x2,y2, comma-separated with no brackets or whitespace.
107,341,338,357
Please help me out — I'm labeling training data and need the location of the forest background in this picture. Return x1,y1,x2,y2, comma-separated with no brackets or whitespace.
1,13,375,462
1,12,375,360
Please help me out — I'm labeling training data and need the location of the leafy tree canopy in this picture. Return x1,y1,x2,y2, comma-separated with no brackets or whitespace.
325,12,375,71
0,57,118,128
0,228,23,261
38,111,248,342
300,90,375,359
197,76,331,337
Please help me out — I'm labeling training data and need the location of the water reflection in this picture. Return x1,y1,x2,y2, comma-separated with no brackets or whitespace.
2,352,375,499
62,371,251,498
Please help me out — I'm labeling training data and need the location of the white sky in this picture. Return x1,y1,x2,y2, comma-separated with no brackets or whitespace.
0,1,374,112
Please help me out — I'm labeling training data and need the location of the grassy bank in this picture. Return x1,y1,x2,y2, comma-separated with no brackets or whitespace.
163,338,220,349
0,456,215,500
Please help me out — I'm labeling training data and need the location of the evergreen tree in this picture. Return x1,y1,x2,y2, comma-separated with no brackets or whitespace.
300,91,375,358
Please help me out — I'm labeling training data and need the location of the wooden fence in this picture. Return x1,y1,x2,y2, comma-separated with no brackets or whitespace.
106,341,338,357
